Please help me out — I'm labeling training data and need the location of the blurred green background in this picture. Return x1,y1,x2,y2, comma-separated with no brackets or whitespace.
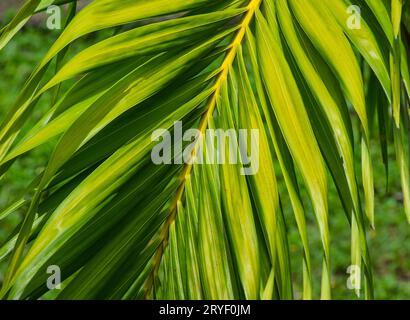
0,6,409,300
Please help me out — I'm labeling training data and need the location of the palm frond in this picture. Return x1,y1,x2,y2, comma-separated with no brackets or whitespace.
0,0,409,300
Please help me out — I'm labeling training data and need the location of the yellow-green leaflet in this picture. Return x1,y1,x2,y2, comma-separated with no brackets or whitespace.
392,0,403,39
255,9,330,299
290,0,369,136
324,0,391,100
364,0,394,44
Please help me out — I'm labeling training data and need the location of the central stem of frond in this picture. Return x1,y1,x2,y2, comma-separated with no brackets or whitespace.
145,0,262,296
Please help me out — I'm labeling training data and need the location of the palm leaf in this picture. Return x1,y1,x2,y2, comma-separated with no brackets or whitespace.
0,0,409,300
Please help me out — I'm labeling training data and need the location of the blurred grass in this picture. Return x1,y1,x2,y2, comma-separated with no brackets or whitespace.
0,9,408,299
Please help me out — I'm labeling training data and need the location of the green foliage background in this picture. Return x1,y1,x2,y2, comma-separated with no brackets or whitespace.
0,8,408,299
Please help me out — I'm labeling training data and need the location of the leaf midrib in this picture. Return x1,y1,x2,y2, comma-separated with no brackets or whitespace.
144,0,262,296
